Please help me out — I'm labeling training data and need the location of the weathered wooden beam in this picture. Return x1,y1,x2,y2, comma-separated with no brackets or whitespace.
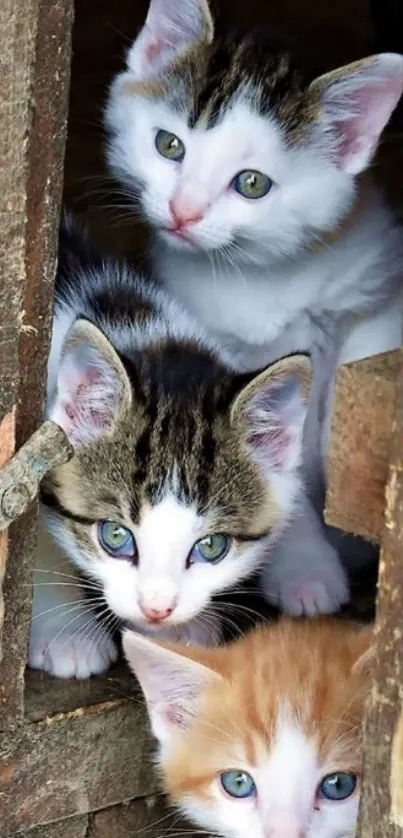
0,0,37,678
325,350,399,542
0,701,158,834
0,0,73,729
0,412,15,671
357,357,403,838
8,814,89,838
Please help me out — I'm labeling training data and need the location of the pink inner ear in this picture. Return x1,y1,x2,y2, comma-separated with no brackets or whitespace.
58,362,118,444
247,421,291,471
331,75,403,169
165,703,187,727
145,39,163,66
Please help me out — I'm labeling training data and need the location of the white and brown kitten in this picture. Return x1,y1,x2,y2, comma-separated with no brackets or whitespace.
29,216,311,678
124,617,372,838
105,0,403,616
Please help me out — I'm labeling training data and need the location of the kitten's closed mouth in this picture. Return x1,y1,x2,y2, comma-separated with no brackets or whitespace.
161,226,195,247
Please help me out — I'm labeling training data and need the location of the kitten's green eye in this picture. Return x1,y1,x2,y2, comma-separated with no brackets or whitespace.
318,772,357,802
221,770,256,799
188,534,230,565
155,129,185,162
231,169,272,199
98,521,137,561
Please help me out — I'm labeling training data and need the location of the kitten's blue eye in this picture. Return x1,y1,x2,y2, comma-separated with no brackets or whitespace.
318,773,357,801
188,534,230,565
155,129,185,162
231,169,272,199
98,521,137,560
221,770,256,799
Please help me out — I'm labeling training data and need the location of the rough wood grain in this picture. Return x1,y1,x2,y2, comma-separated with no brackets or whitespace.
325,350,399,542
357,359,403,838
24,663,136,724
0,702,158,834
9,815,89,838
0,410,16,663
0,0,37,684
0,0,36,423
0,0,73,730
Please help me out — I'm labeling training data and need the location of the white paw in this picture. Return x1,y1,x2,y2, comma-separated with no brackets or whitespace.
262,542,350,617
28,613,118,679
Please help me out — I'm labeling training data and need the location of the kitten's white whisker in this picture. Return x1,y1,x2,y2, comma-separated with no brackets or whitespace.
44,605,100,655
31,599,103,621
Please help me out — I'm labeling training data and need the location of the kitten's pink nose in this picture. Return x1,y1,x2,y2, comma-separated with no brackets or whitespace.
169,184,208,229
169,197,204,228
139,602,176,624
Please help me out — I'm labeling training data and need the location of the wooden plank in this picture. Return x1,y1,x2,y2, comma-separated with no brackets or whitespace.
357,360,403,838
0,0,36,422
325,350,399,542
24,664,136,724
20,0,74,446
0,410,15,664
0,702,158,834
8,814,89,838
0,0,73,730
0,0,37,678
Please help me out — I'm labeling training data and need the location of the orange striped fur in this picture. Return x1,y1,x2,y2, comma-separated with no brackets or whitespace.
124,617,372,838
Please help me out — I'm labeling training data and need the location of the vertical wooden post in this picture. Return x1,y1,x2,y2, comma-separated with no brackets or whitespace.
357,358,403,838
0,0,73,728
0,0,37,670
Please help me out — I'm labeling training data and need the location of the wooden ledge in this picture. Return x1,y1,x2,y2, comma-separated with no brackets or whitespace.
325,349,401,543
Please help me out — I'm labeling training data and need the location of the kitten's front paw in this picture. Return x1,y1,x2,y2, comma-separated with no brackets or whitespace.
262,543,349,617
28,615,118,679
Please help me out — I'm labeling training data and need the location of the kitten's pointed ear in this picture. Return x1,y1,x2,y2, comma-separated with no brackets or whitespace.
50,319,132,447
231,354,312,473
309,53,403,174
351,627,375,675
127,0,214,80
123,631,220,747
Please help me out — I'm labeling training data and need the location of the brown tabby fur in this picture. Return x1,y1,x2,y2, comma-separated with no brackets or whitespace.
43,336,309,554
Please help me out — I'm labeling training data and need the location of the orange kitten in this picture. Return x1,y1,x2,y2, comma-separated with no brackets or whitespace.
124,618,372,838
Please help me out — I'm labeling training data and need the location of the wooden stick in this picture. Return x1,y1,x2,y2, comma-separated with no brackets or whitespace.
0,420,72,532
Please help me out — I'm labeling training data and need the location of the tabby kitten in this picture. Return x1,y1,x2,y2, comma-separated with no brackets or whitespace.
124,618,372,838
105,0,403,615
29,217,311,678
